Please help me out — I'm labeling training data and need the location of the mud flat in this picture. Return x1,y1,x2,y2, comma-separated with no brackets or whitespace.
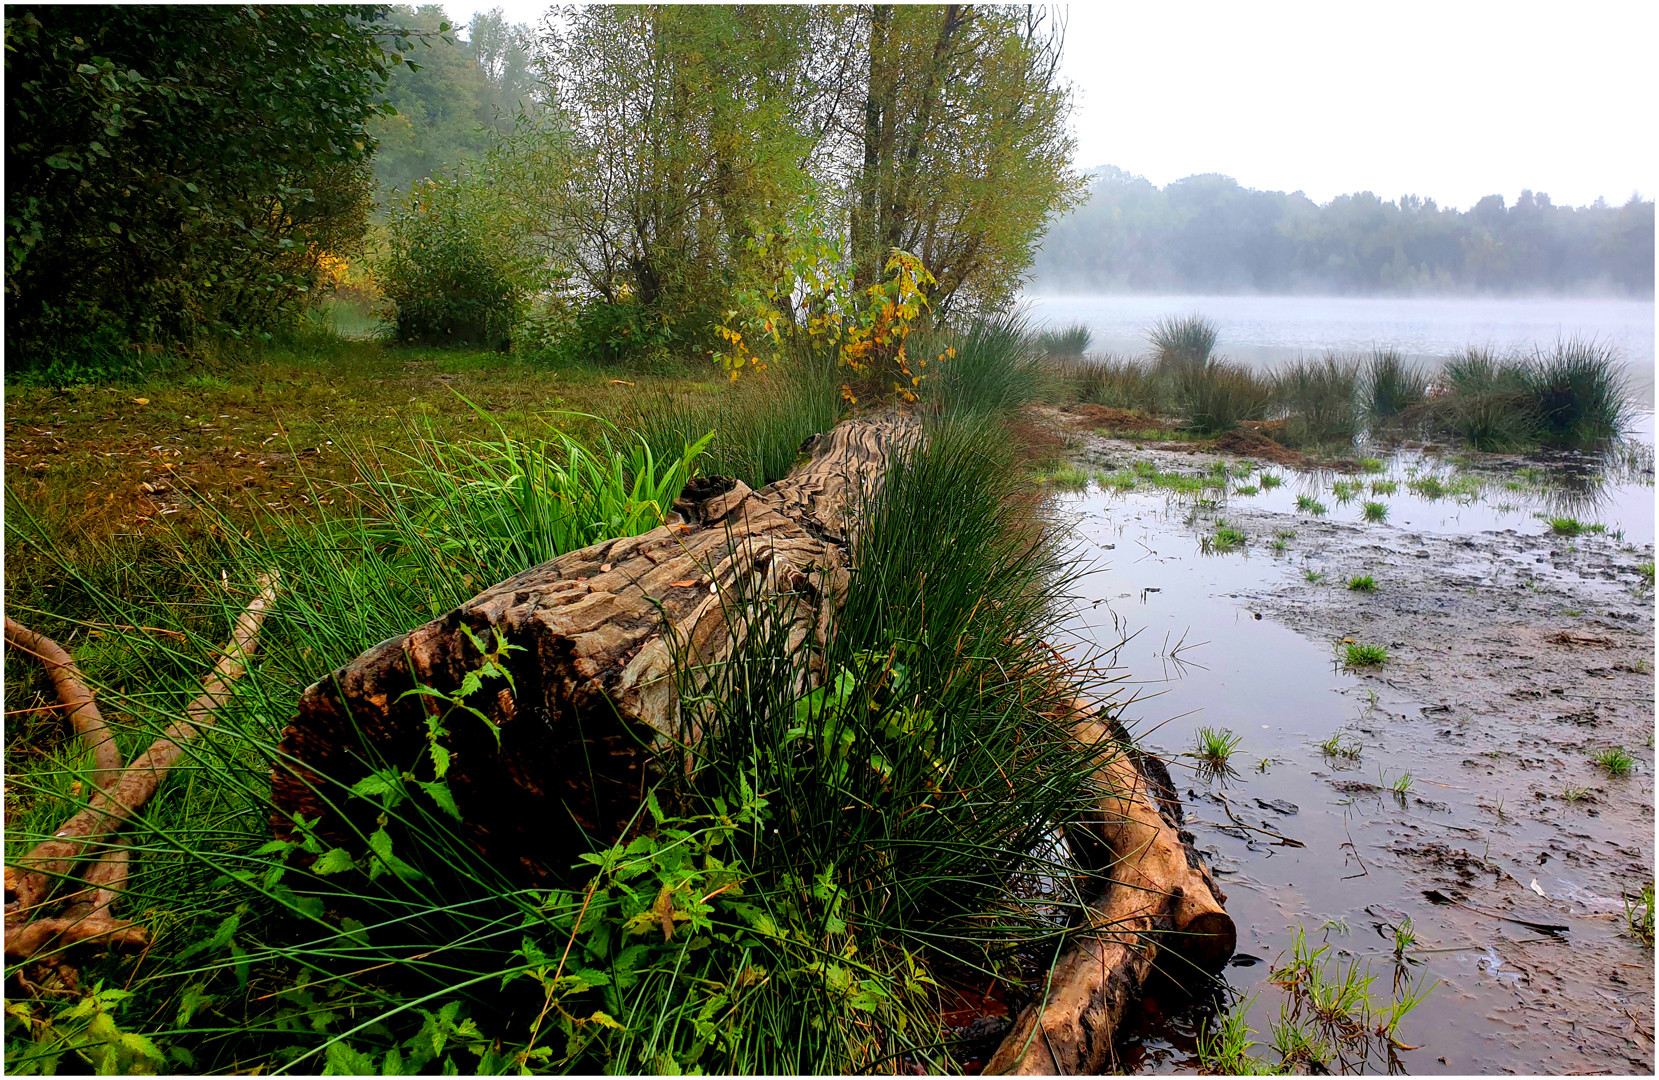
1048,416,1654,1074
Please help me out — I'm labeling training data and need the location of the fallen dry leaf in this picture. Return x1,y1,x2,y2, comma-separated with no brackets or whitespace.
670,580,697,588
132,397,150,405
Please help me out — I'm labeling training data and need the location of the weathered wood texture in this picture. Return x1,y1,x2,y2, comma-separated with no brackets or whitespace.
271,413,920,878
986,708,1235,1074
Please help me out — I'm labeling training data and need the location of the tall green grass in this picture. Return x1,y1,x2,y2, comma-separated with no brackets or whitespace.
627,356,842,489
920,309,1046,416
1273,353,1359,448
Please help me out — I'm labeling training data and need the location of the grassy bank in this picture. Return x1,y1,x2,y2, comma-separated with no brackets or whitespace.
5,323,1108,1074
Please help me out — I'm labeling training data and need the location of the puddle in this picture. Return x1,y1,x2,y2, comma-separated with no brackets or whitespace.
1049,425,1655,1074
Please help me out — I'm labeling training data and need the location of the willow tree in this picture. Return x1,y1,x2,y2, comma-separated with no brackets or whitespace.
845,4,1082,317
527,6,828,326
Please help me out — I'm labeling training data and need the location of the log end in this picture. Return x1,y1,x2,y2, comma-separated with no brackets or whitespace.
1170,908,1237,971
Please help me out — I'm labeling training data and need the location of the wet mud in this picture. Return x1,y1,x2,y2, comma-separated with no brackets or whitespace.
1043,414,1655,1074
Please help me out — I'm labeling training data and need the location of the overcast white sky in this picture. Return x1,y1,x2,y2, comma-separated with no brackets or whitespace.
448,1,1656,210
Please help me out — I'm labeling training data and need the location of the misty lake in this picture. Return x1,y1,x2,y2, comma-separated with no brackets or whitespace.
1024,294,1657,407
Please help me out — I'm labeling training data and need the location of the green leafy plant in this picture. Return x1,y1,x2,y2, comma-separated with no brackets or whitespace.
1259,473,1282,489
1347,575,1377,593
1331,480,1361,503
1345,642,1387,667
1361,501,1388,522
1369,479,1397,495
1296,495,1328,516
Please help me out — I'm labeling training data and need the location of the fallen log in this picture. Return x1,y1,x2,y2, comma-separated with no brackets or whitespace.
272,414,918,872
271,412,1235,1065
985,707,1235,1074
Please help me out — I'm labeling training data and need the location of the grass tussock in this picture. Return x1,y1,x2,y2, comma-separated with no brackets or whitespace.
1362,348,1428,425
1036,321,1091,359
1273,353,1359,449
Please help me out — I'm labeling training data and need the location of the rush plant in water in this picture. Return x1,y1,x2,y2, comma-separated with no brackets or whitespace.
1296,495,1328,516
1320,733,1362,760
1259,472,1283,489
1369,479,1397,496
1625,884,1654,946
1192,725,1243,777
1331,480,1361,503
1361,501,1388,523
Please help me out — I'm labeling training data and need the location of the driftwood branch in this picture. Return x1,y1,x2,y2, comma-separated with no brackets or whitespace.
5,618,122,792
4,574,279,937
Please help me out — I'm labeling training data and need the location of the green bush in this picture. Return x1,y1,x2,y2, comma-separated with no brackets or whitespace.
378,175,543,348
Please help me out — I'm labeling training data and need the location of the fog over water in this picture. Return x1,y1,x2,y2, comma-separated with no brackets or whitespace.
1023,293,1657,409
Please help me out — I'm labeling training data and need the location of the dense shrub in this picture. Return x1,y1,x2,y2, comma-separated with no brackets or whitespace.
5,6,400,363
377,175,543,348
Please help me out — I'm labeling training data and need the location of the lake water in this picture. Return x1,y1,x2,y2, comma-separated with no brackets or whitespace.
1023,294,1657,407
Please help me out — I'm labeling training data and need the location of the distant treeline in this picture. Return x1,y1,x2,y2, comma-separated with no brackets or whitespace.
1033,167,1654,297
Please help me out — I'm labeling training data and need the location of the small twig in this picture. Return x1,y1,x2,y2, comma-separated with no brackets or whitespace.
1216,792,1305,847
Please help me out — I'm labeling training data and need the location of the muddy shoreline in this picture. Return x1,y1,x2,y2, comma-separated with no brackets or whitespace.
1047,410,1655,1073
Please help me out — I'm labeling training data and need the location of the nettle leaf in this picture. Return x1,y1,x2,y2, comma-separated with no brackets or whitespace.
311,848,356,875
367,827,423,883
417,780,461,820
